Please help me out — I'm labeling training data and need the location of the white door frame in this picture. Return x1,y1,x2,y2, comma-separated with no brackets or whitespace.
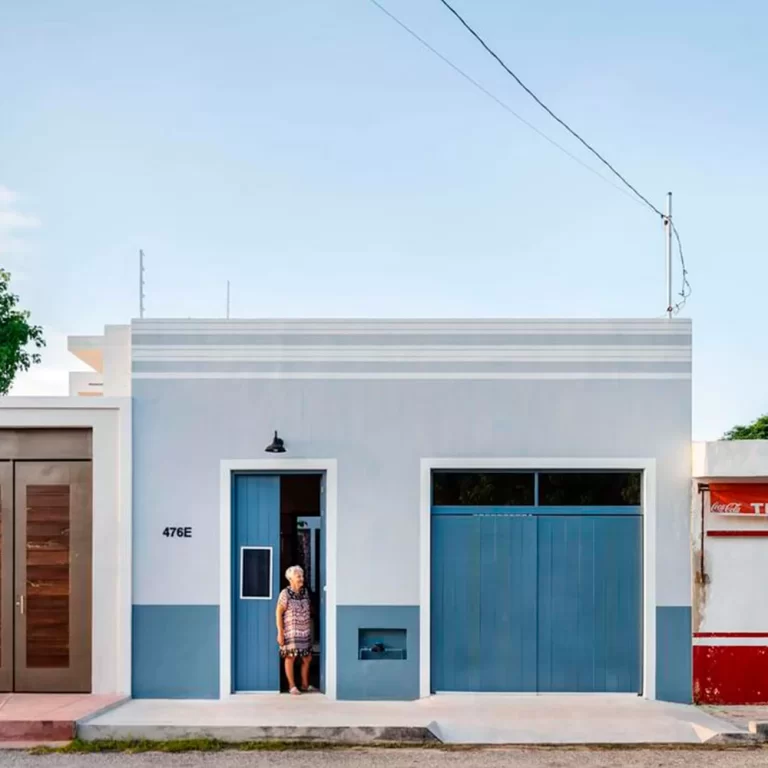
420,457,657,699
0,398,132,695
219,459,338,699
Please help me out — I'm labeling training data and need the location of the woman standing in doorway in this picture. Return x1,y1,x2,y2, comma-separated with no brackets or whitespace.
276,565,314,695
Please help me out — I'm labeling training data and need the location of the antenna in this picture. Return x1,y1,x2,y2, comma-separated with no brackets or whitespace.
139,249,146,319
663,192,672,318
226,280,231,319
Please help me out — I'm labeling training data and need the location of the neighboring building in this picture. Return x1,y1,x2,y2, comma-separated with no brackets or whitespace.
0,317,695,702
692,440,768,704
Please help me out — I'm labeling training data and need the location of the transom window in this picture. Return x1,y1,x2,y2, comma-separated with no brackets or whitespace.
432,471,641,506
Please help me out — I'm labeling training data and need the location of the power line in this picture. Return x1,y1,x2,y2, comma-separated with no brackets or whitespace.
672,223,691,313
367,0,691,313
437,0,665,219
365,0,645,209
436,0,692,313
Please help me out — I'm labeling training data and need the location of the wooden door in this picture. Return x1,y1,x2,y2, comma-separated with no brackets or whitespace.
0,462,12,692
14,462,92,692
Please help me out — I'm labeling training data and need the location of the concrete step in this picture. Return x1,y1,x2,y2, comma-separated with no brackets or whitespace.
0,693,127,744
0,720,75,742
77,723,440,744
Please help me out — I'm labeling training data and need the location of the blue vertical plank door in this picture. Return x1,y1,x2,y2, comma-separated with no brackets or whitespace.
431,507,642,693
232,474,281,692
537,515,642,692
431,514,537,692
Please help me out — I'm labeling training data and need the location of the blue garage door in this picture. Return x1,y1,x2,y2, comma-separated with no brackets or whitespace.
430,472,642,693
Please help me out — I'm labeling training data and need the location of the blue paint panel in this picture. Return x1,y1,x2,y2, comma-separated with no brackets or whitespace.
431,515,537,692
656,606,692,703
537,516,642,692
337,606,419,700
432,506,641,516
132,605,219,699
232,474,280,692
431,507,642,693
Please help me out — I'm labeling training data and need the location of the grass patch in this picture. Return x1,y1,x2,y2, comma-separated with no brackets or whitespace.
26,739,768,755
28,739,439,755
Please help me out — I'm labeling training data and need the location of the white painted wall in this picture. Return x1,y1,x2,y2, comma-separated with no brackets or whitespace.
0,399,132,694
692,440,768,635
102,325,131,397
67,325,131,398
69,371,103,397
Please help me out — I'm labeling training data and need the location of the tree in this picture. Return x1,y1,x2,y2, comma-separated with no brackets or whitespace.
723,415,768,440
0,269,45,395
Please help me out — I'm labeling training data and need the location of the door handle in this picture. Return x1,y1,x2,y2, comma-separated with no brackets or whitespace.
15,596,24,615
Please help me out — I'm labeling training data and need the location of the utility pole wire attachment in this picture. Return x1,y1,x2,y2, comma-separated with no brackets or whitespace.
139,249,146,319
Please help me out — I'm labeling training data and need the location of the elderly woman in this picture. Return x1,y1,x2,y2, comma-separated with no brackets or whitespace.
275,565,314,695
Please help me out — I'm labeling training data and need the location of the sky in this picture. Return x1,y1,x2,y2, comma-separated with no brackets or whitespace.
1,0,766,439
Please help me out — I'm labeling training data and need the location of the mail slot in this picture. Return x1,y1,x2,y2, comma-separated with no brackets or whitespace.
358,628,407,660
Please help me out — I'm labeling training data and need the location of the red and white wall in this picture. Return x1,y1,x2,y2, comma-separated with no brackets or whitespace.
692,440,768,704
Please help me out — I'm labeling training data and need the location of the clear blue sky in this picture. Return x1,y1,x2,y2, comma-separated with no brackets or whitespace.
1,0,766,439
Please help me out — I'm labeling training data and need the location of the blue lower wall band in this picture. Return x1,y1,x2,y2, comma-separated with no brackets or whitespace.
337,606,420,701
656,606,692,703
133,605,220,699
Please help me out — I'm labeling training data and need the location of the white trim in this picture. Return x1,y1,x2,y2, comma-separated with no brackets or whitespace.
239,546,273,600
0,398,132,695
134,319,691,335
219,459,338,700
134,372,691,381
419,457,658,701
0,397,128,409
693,637,768,647
133,345,691,362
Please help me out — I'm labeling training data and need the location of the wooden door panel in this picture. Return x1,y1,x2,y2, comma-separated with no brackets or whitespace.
0,463,11,691
14,462,92,692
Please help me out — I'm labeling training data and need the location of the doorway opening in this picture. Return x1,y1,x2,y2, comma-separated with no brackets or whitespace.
231,470,325,695
278,474,322,693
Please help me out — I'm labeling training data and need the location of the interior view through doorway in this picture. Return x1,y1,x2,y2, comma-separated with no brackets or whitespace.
279,474,322,692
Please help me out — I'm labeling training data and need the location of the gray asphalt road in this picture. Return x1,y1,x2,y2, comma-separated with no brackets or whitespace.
2,749,767,768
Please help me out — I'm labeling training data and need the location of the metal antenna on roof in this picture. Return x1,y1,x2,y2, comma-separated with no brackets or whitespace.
226,280,231,319
663,192,672,318
139,249,146,319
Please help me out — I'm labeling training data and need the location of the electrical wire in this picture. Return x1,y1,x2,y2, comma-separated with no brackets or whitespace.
436,0,692,313
365,0,645,208
672,223,691,313
366,0,691,312
437,0,665,218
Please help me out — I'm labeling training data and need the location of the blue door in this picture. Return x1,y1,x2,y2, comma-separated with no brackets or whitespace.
431,506,642,693
536,514,642,692
233,474,280,692
431,513,537,692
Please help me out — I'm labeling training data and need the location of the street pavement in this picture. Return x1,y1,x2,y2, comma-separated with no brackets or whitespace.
3,749,768,768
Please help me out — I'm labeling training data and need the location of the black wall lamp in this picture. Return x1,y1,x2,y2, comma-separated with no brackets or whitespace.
265,431,286,453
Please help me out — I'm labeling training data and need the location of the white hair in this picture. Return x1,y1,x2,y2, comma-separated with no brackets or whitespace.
285,565,304,581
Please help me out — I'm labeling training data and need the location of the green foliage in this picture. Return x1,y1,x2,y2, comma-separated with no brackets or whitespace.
723,415,768,440
0,269,45,395
28,738,441,754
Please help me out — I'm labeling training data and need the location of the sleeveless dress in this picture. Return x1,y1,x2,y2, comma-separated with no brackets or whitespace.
278,587,312,658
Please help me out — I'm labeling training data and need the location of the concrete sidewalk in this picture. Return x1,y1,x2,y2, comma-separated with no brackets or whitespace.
79,694,750,745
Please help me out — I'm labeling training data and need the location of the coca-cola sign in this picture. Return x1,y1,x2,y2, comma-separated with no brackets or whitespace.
710,483,768,515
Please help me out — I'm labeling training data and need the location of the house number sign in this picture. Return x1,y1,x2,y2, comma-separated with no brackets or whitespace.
162,527,193,538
